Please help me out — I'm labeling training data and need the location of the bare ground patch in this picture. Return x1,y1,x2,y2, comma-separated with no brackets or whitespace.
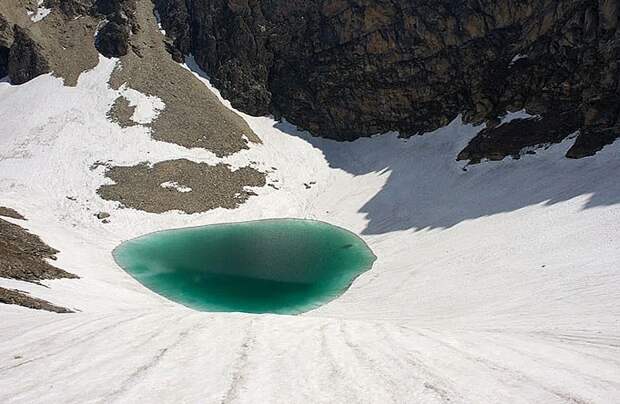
97,159,266,214
0,287,72,313
0,207,76,313
0,0,101,86
107,96,138,128
37,11,101,86
107,0,260,157
0,206,25,220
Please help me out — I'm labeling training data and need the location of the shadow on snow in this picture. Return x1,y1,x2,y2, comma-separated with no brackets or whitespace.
185,57,620,236
275,119,620,235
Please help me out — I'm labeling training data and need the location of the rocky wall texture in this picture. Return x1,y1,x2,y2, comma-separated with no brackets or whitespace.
157,0,620,160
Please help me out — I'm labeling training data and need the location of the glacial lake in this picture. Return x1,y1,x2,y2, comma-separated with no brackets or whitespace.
113,219,376,314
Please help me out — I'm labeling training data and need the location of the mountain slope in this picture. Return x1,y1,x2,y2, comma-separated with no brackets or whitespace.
0,0,619,402
1,54,619,402
156,0,620,159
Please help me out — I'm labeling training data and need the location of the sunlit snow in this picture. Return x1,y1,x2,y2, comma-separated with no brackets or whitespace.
0,55,619,403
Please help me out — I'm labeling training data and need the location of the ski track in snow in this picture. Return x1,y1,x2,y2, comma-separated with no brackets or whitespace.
0,56,619,403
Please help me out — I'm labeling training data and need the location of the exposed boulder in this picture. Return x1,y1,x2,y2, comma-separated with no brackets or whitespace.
95,211,110,219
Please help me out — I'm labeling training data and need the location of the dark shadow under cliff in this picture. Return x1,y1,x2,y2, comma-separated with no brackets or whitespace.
275,119,620,235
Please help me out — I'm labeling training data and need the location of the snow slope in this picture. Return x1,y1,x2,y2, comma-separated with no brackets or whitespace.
0,57,619,403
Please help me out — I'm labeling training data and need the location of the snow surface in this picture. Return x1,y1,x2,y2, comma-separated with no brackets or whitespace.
509,54,528,67
160,181,192,193
0,56,619,403
500,109,540,124
27,0,51,22
118,84,165,125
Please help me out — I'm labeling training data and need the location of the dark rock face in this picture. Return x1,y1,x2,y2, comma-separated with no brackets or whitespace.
0,15,11,78
154,0,189,62
94,0,137,57
157,0,620,159
95,20,130,57
0,46,9,79
8,26,51,85
457,112,582,163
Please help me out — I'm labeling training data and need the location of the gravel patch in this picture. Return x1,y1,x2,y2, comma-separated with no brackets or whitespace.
97,159,266,214
0,207,76,313
107,96,138,128
108,0,260,157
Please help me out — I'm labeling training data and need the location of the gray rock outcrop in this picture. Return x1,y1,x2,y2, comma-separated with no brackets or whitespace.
156,0,620,160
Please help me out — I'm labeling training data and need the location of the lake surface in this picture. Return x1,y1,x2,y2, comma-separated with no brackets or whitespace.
113,219,376,314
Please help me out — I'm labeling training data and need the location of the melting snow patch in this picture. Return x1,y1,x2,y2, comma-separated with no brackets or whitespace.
160,181,192,193
28,0,51,22
500,109,541,124
118,85,165,125
509,53,528,67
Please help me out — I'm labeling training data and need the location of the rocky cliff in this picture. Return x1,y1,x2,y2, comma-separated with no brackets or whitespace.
2,0,618,161
156,0,619,160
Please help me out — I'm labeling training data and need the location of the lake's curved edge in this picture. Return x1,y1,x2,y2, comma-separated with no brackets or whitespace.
111,217,378,316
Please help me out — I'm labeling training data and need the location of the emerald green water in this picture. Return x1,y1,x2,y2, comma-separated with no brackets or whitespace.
113,219,376,314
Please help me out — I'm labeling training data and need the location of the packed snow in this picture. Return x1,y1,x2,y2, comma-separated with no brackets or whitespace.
118,84,165,125
27,0,51,23
160,181,192,193
499,109,541,124
0,55,619,403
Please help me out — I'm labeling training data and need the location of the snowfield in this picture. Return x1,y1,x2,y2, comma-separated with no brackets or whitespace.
1,57,619,403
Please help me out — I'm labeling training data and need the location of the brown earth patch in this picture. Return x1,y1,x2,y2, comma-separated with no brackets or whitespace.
0,287,73,313
97,159,266,214
0,0,101,86
0,207,76,313
108,0,260,157
107,96,137,128
36,11,100,86
0,206,26,220
1,215,77,282
0,0,34,26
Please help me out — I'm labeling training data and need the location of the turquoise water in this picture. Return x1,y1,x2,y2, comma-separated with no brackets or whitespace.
113,219,376,314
